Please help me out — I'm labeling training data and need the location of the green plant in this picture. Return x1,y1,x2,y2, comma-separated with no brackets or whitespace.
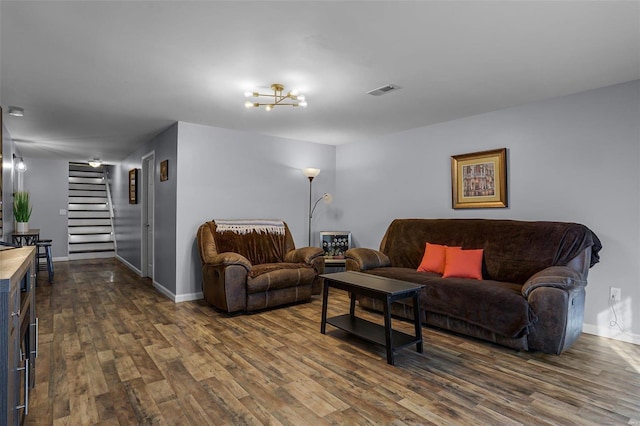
13,191,33,223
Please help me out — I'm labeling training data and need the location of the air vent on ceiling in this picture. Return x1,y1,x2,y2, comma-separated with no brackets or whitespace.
366,84,400,96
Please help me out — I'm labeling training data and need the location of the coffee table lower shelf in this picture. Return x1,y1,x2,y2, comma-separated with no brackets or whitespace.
321,271,425,365
327,314,420,350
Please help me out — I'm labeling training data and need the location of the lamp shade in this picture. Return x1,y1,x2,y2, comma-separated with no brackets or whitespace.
302,168,320,179
14,157,27,173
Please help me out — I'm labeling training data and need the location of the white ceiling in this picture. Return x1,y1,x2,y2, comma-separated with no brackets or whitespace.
1,1,639,164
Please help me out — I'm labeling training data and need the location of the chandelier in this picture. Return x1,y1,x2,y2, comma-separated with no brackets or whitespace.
244,83,307,111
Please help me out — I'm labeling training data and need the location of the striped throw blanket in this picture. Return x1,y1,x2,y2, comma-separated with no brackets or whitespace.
214,219,285,236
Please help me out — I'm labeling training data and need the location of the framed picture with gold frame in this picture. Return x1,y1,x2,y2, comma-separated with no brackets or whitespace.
129,168,138,204
160,159,168,182
451,148,507,209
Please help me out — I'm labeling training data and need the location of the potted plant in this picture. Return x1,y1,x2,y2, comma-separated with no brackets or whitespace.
14,191,33,232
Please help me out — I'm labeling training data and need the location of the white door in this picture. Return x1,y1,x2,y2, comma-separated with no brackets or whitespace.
142,153,155,279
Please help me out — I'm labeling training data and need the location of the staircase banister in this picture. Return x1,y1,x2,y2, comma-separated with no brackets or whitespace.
103,168,117,252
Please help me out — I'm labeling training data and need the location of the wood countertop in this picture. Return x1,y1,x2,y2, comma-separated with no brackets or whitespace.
0,246,36,283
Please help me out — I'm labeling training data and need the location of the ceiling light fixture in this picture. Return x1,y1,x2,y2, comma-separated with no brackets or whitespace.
8,106,25,117
244,83,307,110
88,158,102,168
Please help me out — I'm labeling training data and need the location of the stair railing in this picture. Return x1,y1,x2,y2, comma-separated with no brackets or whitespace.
103,168,118,252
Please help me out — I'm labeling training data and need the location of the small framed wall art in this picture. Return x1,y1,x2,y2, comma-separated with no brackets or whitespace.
451,148,507,209
129,168,138,204
160,159,169,182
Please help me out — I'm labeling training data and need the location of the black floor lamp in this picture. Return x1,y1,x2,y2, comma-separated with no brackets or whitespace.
303,167,333,247
303,168,320,246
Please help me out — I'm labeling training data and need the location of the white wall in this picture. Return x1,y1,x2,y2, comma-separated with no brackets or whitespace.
111,81,638,345
112,156,144,270
112,123,178,295
336,80,640,343
175,122,336,299
1,122,16,241
22,157,69,259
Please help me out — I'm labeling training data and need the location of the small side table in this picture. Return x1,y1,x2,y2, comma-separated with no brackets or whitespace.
324,258,346,273
12,229,41,247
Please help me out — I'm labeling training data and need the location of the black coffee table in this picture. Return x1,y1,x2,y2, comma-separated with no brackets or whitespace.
321,271,425,365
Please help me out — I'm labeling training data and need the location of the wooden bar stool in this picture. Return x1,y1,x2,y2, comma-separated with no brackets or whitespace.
36,239,54,284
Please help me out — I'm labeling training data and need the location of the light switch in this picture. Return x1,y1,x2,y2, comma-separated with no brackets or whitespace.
59,209,67,216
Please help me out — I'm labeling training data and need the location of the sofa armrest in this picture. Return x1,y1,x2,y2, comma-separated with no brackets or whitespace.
201,262,249,313
285,247,325,295
522,266,586,298
201,252,251,313
345,248,391,271
523,266,588,354
207,252,252,272
285,247,324,265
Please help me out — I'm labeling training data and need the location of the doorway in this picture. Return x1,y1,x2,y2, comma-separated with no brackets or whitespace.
141,152,155,279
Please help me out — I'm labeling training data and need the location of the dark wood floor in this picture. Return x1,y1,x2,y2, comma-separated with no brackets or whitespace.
27,258,639,425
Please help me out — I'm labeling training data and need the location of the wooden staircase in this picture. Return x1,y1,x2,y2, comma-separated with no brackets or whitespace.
68,163,115,259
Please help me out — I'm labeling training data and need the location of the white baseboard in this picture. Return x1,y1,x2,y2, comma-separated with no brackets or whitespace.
582,323,640,346
115,254,142,276
114,256,202,303
52,256,68,262
152,280,203,303
152,281,175,301
175,291,204,303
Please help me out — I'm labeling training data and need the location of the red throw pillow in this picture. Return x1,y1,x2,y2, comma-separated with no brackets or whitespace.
417,243,461,274
442,248,484,280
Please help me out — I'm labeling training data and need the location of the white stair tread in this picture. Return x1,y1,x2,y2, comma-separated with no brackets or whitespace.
68,211,110,218
68,203,110,211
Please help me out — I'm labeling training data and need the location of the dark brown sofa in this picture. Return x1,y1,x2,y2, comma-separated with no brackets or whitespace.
345,219,602,354
197,220,324,313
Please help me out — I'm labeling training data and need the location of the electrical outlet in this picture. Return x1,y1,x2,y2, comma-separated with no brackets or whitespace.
610,287,621,302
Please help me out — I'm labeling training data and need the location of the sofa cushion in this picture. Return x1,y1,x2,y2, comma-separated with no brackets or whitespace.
247,263,316,293
213,226,288,265
442,248,483,280
417,243,460,274
364,267,537,338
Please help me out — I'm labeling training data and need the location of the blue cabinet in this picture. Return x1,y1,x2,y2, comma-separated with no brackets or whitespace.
1,246,36,425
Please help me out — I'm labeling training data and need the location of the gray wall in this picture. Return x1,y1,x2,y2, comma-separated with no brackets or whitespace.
152,125,178,294
21,157,69,258
112,123,177,295
336,80,640,342
175,122,337,299
112,157,142,269
1,122,16,241
7,80,635,340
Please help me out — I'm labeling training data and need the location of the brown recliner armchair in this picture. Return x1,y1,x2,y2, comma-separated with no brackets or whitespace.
197,220,324,313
